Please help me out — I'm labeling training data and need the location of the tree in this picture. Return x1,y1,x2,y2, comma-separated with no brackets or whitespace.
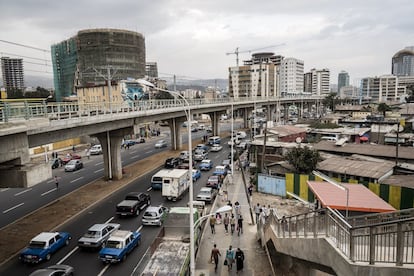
285,146,321,174
322,93,338,111
377,103,391,117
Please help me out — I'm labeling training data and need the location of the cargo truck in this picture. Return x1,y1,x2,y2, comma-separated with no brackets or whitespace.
161,169,189,201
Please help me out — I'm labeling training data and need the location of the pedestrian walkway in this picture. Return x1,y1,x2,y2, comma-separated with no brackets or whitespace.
195,169,273,275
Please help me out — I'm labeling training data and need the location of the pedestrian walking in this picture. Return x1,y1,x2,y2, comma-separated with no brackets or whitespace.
72,145,75,152
234,201,241,218
237,215,244,236
235,247,245,273
248,184,253,196
230,214,236,235
225,245,235,271
210,243,221,272
254,203,261,224
262,205,268,219
54,176,59,189
223,213,230,233
209,215,216,234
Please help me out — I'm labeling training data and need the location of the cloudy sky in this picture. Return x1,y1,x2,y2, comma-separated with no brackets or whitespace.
1,0,413,86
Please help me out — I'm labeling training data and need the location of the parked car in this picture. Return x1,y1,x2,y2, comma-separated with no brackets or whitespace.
61,154,81,165
206,175,221,189
28,264,74,276
192,169,201,181
99,230,141,263
20,232,71,264
142,206,169,226
179,151,189,160
90,144,102,155
164,157,181,169
50,158,62,169
210,144,223,152
154,140,168,148
196,187,218,203
199,159,213,171
64,159,83,172
78,223,120,250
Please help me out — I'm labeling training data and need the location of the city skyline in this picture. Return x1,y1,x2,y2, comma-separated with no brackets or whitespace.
1,0,413,86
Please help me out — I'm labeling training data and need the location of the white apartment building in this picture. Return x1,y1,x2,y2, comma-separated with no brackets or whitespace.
280,58,304,95
361,75,407,102
311,68,330,95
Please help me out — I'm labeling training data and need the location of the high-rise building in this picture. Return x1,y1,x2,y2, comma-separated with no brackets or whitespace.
338,71,350,93
303,72,312,93
229,52,283,98
310,68,330,95
1,57,24,93
51,29,146,101
361,75,406,102
392,46,414,76
280,58,304,95
146,62,158,78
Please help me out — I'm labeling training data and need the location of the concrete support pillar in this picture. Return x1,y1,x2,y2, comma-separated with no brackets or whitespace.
96,127,132,180
283,104,289,121
208,112,221,136
168,117,186,150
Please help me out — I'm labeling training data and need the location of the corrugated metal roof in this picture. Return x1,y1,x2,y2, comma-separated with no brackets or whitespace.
314,141,414,160
317,156,394,179
308,181,396,213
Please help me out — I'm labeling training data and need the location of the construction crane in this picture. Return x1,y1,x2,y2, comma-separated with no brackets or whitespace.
226,43,286,67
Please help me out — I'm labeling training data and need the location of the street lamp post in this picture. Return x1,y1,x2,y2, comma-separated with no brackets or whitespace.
137,79,196,275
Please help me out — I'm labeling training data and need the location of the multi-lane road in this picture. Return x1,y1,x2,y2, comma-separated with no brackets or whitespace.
0,124,237,275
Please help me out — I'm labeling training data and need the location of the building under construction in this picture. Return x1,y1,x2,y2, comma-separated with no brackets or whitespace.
51,29,146,101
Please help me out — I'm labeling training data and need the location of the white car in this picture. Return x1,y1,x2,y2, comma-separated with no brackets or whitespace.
90,144,102,155
179,151,189,160
196,187,218,203
154,140,168,148
78,223,120,250
210,144,223,152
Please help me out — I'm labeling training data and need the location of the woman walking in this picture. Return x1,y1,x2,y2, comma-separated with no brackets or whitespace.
235,247,245,273
225,245,235,271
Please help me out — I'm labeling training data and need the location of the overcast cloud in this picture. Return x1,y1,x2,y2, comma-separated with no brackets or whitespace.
1,0,413,86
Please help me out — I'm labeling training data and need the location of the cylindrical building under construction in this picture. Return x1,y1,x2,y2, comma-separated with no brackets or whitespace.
51,28,145,101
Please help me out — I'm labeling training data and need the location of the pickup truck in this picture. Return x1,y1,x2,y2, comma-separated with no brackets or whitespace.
99,230,141,263
116,192,151,216
20,232,71,264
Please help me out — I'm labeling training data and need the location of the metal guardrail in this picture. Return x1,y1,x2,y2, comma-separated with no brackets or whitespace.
263,207,414,266
0,96,323,122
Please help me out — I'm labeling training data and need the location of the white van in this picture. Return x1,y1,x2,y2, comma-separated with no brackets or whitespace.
208,136,221,145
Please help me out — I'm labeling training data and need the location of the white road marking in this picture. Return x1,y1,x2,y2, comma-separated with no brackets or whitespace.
73,169,83,174
41,188,57,196
105,217,114,224
3,203,24,214
132,246,151,275
130,150,138,154
95,161,104,166
14,188,32,196
97,264,110,276
47,179,54,183
94,168,104,173
146,187,152,192
145,151,153,154
57,246,78,264
1,188,10,192
70,177,84,183
137,225,143,232
131,155,140,159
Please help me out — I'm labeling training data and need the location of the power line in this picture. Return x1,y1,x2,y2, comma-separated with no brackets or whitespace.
24,60,52,67
0,51,52,63
0,39,50,53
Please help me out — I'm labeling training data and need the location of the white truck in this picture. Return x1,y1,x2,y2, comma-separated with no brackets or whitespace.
151,169,172,190
140,207,201,276
161,169,189,201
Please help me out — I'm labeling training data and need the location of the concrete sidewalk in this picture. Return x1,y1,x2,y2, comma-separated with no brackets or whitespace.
195,169,273,276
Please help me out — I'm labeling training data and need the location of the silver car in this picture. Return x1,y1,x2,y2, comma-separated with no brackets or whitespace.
64,159,83,172
78,223,120,249
154,140,168,148
29,264,74,276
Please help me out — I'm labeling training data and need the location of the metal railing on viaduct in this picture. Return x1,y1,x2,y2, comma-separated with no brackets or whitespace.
0,96,322,123
259,207,414,275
